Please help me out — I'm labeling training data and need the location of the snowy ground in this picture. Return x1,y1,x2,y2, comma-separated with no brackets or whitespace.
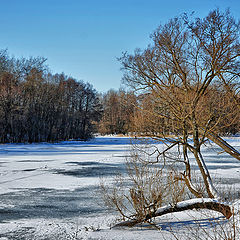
0,136,239,239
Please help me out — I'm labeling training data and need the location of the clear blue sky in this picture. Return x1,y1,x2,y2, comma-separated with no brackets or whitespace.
0,0,239,93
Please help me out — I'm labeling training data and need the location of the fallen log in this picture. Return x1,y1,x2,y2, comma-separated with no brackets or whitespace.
113,198,232,228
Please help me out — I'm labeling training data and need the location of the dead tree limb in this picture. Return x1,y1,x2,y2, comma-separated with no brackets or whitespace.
113,198,232,228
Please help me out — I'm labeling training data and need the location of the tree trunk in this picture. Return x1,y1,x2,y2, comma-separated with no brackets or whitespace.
206,131,240,161
192,112,219,199
113,198,232,228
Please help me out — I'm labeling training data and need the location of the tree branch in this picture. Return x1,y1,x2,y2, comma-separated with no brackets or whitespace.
113,198,232,228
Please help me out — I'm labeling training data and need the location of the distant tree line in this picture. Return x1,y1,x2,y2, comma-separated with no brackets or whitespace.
98,89,136,135
0,50,101,143
0,48,238,143
98,88,239,136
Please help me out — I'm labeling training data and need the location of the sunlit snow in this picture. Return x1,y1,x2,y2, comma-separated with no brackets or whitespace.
0,136,239,239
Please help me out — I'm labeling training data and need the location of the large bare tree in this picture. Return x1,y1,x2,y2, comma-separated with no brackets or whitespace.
113,9,240,226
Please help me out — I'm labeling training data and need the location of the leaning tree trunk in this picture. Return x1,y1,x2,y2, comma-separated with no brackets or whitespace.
206,131,240,161
192,149,220,199
192,112,220,199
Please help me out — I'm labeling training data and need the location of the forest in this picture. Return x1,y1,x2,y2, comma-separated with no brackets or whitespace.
0,50,101,143
0,46,239,144
0,52,239,145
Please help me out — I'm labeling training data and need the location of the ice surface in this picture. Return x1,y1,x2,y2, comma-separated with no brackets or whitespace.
0,136,239,239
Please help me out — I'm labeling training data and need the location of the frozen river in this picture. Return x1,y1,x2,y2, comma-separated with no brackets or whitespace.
0,137,132,239
0,136,239,239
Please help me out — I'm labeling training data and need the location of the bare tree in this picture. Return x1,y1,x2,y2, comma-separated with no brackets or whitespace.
110,9,240,226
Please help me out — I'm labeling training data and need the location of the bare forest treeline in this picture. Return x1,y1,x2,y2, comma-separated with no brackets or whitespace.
0,50,101,143
98,89,137,135
98,89,239,136
0,48,238,143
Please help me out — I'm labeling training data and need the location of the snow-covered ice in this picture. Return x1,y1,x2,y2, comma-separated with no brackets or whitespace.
0,136,239,239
